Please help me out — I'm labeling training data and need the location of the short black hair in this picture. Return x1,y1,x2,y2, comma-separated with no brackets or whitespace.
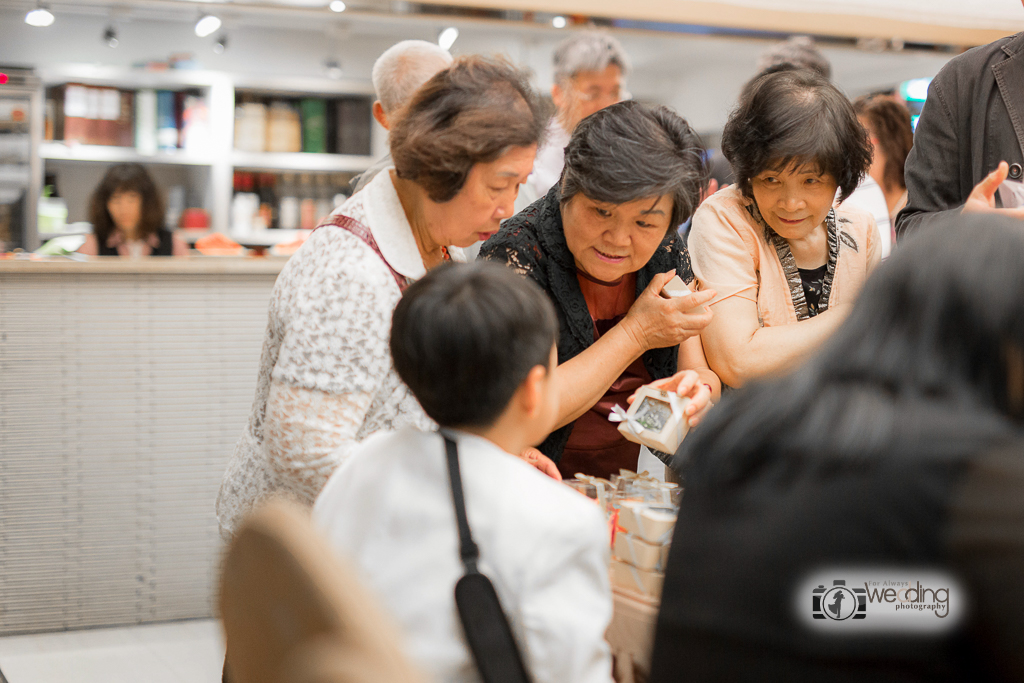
390,261,558,428
560,100,709,228
722,68,871,203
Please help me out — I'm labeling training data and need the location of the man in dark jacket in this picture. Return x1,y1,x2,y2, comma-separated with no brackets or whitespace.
896,30,1024,237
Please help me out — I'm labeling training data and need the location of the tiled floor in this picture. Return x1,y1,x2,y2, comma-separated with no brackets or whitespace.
0,619,224,683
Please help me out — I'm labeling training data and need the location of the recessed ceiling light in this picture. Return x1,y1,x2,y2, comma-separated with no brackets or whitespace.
195,14,221,38
25,6,55,27
552,15,567,28
329,0,346,12
438,26,458,50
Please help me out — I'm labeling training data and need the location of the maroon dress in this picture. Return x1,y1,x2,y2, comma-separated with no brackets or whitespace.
557,271,653,480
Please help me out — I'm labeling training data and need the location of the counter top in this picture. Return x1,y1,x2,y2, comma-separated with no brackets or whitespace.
0,256,289,275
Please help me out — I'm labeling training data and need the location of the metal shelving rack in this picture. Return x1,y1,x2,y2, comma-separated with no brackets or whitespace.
0,66,44,252
29,65,381,249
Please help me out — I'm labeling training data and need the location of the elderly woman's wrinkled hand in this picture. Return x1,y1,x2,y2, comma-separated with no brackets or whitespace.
621,271,715,353
520,447,563,481
628,369,713,428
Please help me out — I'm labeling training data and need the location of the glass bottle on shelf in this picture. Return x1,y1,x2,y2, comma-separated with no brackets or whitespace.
234,100,267,153
257,173,277,230
299,173,317,230
278,173,300,231
266,101,301,154
231,172,258,235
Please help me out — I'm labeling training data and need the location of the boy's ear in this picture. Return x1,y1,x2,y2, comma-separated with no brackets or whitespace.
517,364,548,417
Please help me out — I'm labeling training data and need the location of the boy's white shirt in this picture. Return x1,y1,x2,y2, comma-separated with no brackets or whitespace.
314,427,614,683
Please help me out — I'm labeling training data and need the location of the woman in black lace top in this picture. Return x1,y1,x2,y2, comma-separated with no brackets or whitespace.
481,101,722,479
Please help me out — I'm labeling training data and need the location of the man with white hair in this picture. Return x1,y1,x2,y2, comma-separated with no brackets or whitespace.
518,31,630,209
351,39,453,194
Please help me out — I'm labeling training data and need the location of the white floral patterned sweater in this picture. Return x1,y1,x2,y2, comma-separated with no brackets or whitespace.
216,170,463,536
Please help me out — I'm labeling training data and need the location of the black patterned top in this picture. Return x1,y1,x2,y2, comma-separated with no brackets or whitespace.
798,264,828,317
480,184,695,463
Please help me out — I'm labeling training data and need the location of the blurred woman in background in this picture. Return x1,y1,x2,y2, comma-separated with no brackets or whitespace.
79,163,188,257
855,94,915,226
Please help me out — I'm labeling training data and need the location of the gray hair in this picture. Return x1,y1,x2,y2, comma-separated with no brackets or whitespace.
756,36,831,80
552,31,631,85
560,101,708,228
371,40,454,114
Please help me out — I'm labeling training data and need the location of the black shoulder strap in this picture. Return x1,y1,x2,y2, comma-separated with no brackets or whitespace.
440,431,533,683
443,432,480,574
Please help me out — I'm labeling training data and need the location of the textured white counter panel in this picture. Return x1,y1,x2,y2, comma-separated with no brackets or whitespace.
0,265,279,634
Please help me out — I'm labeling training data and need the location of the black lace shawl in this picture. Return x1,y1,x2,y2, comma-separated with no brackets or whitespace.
480,184,695,463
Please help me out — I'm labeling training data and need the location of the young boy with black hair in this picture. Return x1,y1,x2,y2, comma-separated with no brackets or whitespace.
314,261,614,683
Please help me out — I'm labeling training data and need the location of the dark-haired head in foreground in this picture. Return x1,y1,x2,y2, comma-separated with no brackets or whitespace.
390,261,559,429
650,213,1024,682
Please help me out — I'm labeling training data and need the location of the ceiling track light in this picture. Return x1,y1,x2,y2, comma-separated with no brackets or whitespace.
213,33,228,54
195,14,222,38
103,25,119,48
552,15,567,28
25,4,55,27
438,26,458,51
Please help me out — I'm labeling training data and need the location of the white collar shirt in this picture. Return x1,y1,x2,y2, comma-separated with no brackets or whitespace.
314,428,614,683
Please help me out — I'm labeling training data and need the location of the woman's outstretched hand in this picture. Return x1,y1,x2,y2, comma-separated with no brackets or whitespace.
620,272,715,353
520,447,562,481
628,369,714,428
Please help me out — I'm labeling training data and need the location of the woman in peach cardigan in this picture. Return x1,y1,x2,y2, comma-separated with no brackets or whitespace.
689,68,880,387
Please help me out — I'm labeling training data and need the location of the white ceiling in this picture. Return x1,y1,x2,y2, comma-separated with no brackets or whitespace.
29,0,1024,33
714,0,1024,30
